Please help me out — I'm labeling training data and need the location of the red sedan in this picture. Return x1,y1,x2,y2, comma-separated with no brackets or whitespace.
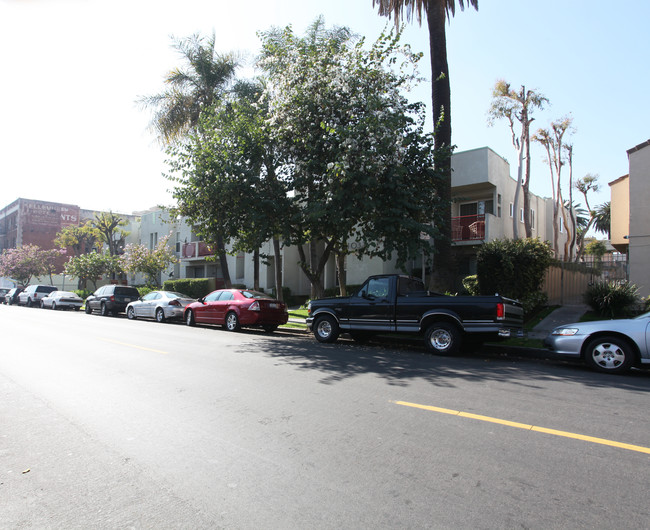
184,289,288,332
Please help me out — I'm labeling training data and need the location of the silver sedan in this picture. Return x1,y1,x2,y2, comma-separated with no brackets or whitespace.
126,291,196,323
40,291,84,311
544,312,650,374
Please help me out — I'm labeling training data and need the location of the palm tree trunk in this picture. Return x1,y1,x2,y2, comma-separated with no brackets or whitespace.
426,2,453,292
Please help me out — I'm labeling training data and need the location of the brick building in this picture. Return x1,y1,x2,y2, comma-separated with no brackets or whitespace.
0,198,81,271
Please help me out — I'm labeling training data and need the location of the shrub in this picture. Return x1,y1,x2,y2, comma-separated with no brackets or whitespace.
162,278,212,299
584,281,640,318
476,238,553,315
462,275,479,295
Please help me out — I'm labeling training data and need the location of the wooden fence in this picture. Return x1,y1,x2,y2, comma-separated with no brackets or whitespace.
543,256,628,305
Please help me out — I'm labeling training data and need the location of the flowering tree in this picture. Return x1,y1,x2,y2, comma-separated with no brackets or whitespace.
120,234,178,287
259,19,444,297
0,245,62,286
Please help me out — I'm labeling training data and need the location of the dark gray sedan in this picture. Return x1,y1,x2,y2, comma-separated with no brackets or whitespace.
544,312,650,374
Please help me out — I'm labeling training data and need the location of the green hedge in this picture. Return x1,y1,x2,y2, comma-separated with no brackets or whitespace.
163,278,212,299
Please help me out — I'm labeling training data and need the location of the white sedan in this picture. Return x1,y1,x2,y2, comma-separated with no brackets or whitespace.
544,312,650,374
126,291,196,323
40,291,84,311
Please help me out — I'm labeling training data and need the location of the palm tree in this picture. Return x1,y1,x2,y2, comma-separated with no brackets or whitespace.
139,33,240,286
593,202,611,239
138,32,239,144
373,0,478,290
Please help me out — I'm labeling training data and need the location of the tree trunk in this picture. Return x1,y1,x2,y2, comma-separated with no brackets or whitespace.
272,237,283,302
215,235,232,288
297,240,332,299
253,249,260,291
426,2,453,292
336,252,347,296
522,118,532,238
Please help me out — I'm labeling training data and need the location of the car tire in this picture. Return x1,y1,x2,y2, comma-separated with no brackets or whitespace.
52,302,57,310
100,302,110,317
26,298,33,308
263,325,278,333
40,301,45,309
424,322,460,356
127,307,136,320
584,335,635,374
155,308,166,323
314,314,340,343
185,310,195,327
85,303,92,314
224,311,241,332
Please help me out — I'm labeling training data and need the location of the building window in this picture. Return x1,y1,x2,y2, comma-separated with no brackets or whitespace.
509,203,514,218
530,209,536,229
150,232,158,249
519,208,525,223
497,194,502,218
559,216,564,233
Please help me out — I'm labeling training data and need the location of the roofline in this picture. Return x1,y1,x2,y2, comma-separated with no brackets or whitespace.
627,139,650,156
608,174,629,187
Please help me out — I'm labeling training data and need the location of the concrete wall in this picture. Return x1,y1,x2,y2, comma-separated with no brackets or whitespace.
627,141,650,297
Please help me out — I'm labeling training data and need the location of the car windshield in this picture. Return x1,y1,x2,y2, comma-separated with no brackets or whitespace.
240,290,274,299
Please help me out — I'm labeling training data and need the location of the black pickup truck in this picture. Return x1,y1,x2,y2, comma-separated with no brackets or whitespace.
306,274,524,355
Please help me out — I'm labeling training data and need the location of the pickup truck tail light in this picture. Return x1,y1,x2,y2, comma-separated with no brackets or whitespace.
496,302,505,320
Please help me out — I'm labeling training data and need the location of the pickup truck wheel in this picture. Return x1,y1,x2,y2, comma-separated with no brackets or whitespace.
425,322,460,356
314,315,340,343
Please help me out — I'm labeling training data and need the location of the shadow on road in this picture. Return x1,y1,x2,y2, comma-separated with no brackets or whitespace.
240,330,650,391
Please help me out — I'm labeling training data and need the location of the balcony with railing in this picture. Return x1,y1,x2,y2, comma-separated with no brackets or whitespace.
452,214,486,243
181,241,214,260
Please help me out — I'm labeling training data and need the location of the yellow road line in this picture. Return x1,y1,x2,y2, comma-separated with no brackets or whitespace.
393,400,650,455
100,338,169,355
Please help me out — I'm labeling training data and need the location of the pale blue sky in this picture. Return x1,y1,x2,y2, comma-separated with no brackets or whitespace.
1,0,647,214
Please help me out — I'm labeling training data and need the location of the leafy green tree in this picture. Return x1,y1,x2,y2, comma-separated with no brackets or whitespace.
488,81,548,239
121,234,178,288
54,220,101,256
373,0,479,291
259,20,444,297
92,212,129,257
64,252,117,290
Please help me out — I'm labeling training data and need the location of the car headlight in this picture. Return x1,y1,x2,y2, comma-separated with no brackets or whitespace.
552,328,579,336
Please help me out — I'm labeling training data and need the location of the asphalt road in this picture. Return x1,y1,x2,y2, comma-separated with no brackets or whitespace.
1,303,649,529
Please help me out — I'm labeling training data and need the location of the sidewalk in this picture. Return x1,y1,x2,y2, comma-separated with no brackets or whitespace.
527,304,589,340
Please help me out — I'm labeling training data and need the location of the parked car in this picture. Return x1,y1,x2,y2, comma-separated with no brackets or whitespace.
126,290,196,323
85,285,141,316
4,287,24,305
18,285,58,307
0,287,10,304
544,312,650,374
40,290,83,311
184,289,288,332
